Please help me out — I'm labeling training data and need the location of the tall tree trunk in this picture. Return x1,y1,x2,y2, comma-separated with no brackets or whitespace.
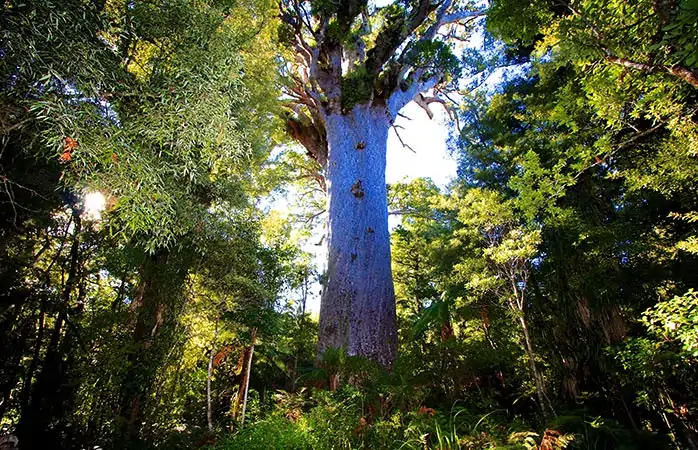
318,105,397,369
232,328,257,426
17,214,82,449
120,273,153,443
518,312,552,420
118,249,188,444
207,323,218,432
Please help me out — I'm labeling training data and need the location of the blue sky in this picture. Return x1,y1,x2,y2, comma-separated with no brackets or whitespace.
386,103,457,188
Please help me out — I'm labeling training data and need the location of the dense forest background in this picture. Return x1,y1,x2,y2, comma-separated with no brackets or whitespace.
1,0,697,449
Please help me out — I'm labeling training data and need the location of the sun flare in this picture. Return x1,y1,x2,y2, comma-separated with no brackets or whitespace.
83,191,106,220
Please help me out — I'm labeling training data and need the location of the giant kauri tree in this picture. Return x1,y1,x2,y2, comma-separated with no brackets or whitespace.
279,0,485,368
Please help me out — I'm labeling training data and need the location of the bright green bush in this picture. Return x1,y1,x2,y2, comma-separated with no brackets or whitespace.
213,414,314,450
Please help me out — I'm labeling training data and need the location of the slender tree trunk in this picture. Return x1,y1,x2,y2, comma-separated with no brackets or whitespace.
233,327,256,426
207,323,219,432
518,312,551,420
111,268,130,312
318,105,397,369
17,215,82,448
18,306,45,414
301,268,308,316
240,330,255,426
291,273,308,392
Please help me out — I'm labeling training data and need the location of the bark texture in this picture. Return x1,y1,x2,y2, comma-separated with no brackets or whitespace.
318,106,397,368
278,0,485,369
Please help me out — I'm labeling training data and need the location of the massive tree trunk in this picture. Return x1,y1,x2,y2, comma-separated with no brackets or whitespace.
318,106,397,368
278,0,484,370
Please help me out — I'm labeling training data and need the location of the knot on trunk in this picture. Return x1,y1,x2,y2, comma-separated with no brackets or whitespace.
350,180,365,199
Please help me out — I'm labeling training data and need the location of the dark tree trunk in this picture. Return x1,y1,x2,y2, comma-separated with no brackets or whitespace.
318,105,397,369
118,250,188,444
18,305,45,415
16,215,83,449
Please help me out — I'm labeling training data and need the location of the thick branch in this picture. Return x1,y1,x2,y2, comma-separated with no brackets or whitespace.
440,8,487,25
364,0,434,76
286,114,328,167
385,2,485,110
346,10,370,68
665,65,698,88
413,93,455,120
336,0,368,35
387,72,443,116
604,56,698,88
418,1,485,46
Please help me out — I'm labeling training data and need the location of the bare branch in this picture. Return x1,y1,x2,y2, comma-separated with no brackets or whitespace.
439,9,487,27
297,172,327,193
301,209,326,224
392,124,416,153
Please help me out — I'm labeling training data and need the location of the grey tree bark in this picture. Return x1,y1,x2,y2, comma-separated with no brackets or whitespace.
278,0,486,370
318,106,397,368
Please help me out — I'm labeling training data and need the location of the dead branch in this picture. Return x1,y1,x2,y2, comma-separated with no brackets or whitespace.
392,124,416,153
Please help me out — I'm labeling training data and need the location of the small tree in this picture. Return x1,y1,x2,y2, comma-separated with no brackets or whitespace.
452,188,553,418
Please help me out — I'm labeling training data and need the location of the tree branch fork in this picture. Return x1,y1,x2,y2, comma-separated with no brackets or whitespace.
279,0,487,158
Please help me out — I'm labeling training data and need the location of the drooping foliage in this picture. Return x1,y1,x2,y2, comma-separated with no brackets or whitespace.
0,0,311,448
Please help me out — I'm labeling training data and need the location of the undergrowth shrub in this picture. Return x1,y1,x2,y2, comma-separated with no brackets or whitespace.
210,352,657,449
